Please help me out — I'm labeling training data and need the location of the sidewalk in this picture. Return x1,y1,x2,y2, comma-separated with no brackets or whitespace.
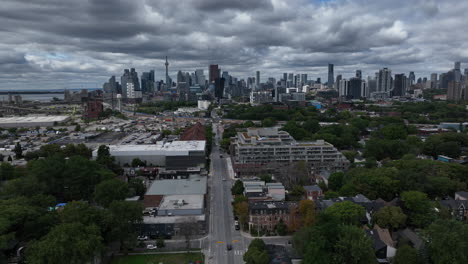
226,157,235,180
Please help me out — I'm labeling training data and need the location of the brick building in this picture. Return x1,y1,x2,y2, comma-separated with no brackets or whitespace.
248,201,298,232
83,98,103,120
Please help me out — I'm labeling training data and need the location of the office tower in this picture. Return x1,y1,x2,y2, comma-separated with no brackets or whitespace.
283,73,287,81
430,73,438,89
177,71,185,84
356,70,362,79
165,56,171,88
393,74,407,97
316,78,321,84
195,69,206,87
300,74,308,86
209,65,219,83
328,64,334,88
368,76,377,94
222,71,230,88
256,71,260,90
103,76,119,94
121,68,140,98
339,79,348,97
454,62,462,82
141,72,150,93
464,69,468,76
447,81,462,101
408,71,415,86
336,75,342,92
377,68,392,93
347,77,362,99
215,77,225,99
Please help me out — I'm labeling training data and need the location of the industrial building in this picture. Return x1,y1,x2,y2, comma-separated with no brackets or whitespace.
231,127,349,182
0,115,70,128
92,140,206,168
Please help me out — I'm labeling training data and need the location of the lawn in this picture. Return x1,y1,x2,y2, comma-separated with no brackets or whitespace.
111,252,204,264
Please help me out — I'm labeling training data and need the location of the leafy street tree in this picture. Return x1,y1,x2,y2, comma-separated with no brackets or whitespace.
26,223,103,264
107,201,143,252
328,172,345,191
425,219,468,264
234,201,249,228
325,201,366,226
401,191,435,228
373,206,407,231
393,245,420,264
231,180,245,195
94,179,129,207
0,162,16,181
298,199,316,227
128,178,146,197
333,225,376,264
244,239,270,264
275,219,288,236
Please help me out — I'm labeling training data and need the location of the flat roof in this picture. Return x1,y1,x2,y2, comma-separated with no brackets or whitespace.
0,115,69,124
143,214,205,224
158,194,204,210
94,140,206,156
146,176,207,195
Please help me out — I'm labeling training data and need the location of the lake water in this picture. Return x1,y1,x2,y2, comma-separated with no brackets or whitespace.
0,93,65,102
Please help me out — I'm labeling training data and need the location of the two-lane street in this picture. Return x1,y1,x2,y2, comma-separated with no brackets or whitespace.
207,123,248,264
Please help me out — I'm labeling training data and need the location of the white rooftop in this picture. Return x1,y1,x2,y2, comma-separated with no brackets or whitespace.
94,140,206,157
146,176,207,195
143,214,205,224
0,115,69,124
158,194,204,210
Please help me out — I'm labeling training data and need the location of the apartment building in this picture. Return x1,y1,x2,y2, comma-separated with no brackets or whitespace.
231,127,349,181
248,201,298,232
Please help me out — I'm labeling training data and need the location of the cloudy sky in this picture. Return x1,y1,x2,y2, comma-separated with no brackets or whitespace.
1,0,467,90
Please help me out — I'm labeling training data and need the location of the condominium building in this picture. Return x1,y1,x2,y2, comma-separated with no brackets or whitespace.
231,127,349,181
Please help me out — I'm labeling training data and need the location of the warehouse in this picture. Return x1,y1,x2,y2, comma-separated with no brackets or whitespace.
0,115,70,128
92,140,206,169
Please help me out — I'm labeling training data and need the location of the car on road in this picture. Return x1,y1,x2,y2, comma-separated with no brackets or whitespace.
220,154,223,158
234,221,240,230
137,235,148,241
146,244,157,250
226,244,232,251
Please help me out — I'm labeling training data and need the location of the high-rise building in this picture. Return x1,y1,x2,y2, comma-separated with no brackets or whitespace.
393,74,407,97
328,64,334,88
214,77,225,99
347,77,364,99
256,71,260,90
447,81,463,101
283,73,288,82
356,70,362,79
408,71,415,86
209,65,219,83
103,76,119,94
376,68,392,93
336,75,342,92
121,68,140,98
430,73,438,89
195,69,206,87
454,62,462,83
222,71,230,88
165,56,171,89
455,61,461,70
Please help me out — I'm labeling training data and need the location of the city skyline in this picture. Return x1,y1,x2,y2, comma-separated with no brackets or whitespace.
1,0,468,89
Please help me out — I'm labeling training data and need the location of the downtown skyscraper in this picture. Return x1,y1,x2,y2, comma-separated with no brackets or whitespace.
328,64,334,88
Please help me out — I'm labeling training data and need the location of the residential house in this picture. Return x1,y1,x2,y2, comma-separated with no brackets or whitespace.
248,201,298,232
303,185,323,201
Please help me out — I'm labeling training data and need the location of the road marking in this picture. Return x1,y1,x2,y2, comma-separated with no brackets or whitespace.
232,240,239,243
216,241,224,244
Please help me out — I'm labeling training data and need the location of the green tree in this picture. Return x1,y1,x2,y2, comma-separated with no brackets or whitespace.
234,201,249,228
74,124,81,132
298,199,316,227
0,162,15,181
401,191,435,228
13,142,22,159
275,219,287,236
325,201,365,226
259,174,272,183
328,172,345,191
94,179,129,207
333,225,376,264
131,158,145,167
244,238,270,264
393,245,420,264
425,219,468,264
261,117,276,127
373,206,407,231
26,223,103,264
107,201,143,251
231,180,245,195
128,178,146,197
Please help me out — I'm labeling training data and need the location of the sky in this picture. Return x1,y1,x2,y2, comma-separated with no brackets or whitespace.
1,0,467,90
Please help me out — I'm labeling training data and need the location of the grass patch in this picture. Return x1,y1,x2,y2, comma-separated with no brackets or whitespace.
111,252,204,264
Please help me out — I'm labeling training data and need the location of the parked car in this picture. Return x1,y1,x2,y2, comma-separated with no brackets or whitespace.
226,244,232,251
137,235,148,241
146,244,157,250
